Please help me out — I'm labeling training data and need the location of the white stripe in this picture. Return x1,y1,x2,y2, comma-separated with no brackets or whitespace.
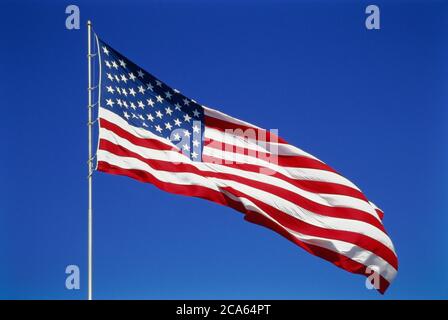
101,108,360,192
207,177,395,252
274,142,322,159
204,106,322,160
98,149,219,190
100,108,376,219
100,107,179,147
204,105,262,128
204,127,271,154
98,145,395,254
204,126,320,159
203,146,361,191
101,126,381,222
221,190,397,283
102,143,398,282
369,201,383,214
100,103,397,285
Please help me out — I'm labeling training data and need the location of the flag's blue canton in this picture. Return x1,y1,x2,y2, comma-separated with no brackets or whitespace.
98,39,205,161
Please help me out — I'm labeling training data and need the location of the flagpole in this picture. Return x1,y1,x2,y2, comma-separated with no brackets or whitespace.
87,19,93,301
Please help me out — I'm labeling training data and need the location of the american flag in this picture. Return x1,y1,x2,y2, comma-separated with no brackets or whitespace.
95,36,398,293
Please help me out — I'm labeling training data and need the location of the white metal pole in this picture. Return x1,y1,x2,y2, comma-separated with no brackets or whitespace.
87,19,93,301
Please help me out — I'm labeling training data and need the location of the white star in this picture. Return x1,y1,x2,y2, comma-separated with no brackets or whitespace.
192,109,200,117
165,91,173,99
102,46,109,55
107,73,114,81
106,86,115,94
137,70,145,78
165,107,173,116
111,61,119,69
120,74,128,83
116,87,121,95
137,101,145,109
116,99,123,107
192,140,199,147
128,72,136,81
183,114,191,122
155,80,162,87
105,61,111,68
173,133,181,140
138,85,145,94
139,114,145,121
155,110,163,119
146,83,154,91
123,111,130,119
183,98,190,106
130,102,137,110
183,144,190,151
165,122,172,130
114,75,121,82
155,125,163,133
129,88,137,97
156,95,164,103
122,101,128,108
184,130,191,138
174,118,181,126
106,99,114,107
193,125,200,133
147,114,154,122
132,113,138,119
119,59,127,68
121,88,128,96
147,99,155,107
174,103,182,111
191,151,198,159
142,122,148,128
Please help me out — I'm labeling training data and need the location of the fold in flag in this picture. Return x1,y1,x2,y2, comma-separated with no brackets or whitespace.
95,36,398,293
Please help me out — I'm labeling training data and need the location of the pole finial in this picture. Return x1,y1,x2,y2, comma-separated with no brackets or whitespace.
87,20,92,26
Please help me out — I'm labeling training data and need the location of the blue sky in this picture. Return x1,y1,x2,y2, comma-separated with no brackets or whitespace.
0,0,447,299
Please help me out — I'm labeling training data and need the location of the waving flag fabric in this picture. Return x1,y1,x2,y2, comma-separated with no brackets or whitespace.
94,36,398,293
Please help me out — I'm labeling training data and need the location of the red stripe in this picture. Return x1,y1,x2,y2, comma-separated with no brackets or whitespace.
202,154,369,202
98,141,398,270
102,116,368,204
97,161,393,293
375,209,384,220
100,120,376,220
219,186,398,271
292,180,368,202
205,115,288,144
97,160,231,207
101,118,180,152
204,138,337,173
244,211,391,294
100,139,384,232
